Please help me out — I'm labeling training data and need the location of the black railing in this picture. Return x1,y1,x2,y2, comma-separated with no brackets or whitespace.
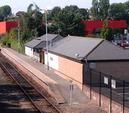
84,68,129,113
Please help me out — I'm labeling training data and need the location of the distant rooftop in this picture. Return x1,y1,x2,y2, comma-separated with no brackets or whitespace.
87,40,129,61
25,34,62,48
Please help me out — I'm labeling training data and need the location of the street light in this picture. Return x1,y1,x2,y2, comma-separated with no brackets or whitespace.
15,16,20,52
40,9,49,70
45,10,49,70
18,20,20,52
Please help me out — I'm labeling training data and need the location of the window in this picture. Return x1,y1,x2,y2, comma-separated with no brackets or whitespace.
111,79,116,89
104,77,108,85
50,57,53,61
89,63,96,69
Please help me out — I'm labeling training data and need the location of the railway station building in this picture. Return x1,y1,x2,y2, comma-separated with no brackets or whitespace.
24,34,63,62
25,34,129,112
43,35,129,113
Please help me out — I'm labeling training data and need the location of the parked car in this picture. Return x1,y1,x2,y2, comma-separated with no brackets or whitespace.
112,35,129,48
112,34,121,45
120,36,129,48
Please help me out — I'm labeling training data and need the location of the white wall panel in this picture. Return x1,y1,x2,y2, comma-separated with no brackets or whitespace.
25,46,33,57
45,52,59,70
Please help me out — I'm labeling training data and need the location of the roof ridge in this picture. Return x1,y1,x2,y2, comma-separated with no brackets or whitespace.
67,36,103,40
84,39,104,60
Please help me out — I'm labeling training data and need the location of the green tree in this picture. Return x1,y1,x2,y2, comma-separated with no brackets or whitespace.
90,0,100,20
79,8,89,20
17,3,45,43
48,7,61,21
100,20,111,40
109,3,126,20
99,0,110,19
0,5,12,21
8,28,18,39
27,4,34,14
47,5,86,36
91,0,110,20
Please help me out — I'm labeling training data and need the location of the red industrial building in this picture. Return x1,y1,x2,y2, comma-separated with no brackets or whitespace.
0,21,18,35
83,20,127,35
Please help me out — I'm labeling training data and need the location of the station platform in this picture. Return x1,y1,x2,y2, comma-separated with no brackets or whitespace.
1,47,106,113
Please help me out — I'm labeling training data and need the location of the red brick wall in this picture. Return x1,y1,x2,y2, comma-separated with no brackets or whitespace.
0,21,18,35
6,21,18,32
58,56,83,84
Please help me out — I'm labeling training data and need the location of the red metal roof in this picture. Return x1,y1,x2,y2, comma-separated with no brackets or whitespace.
0,21,18,35
83,20,127,35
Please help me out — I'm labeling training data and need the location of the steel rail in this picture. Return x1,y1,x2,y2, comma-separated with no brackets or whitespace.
0,54,62,113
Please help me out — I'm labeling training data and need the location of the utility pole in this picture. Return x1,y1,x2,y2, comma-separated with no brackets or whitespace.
17,19,20,52
45,9,49,70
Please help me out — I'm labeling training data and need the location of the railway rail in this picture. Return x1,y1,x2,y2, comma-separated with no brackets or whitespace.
0,53,62,113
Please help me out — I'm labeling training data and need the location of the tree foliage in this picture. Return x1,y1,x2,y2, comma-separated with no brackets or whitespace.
91,0,110,20
90,0,100,20
99,0,110,19
100,20,111,40
17,4,45,43
0,5,12,21
109,3,126,20
47,5,88,36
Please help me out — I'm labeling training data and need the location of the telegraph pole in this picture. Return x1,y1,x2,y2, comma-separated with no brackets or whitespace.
45,9,49,70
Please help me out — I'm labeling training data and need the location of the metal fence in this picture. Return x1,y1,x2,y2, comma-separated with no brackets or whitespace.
85,68,129,113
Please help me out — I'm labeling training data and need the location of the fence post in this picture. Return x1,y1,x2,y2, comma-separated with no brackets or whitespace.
99,72,102,107
110,76,112,113
90,69,92,100
123,80,125,113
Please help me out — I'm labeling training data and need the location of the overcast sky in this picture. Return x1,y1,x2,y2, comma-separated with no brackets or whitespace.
0,0,128,14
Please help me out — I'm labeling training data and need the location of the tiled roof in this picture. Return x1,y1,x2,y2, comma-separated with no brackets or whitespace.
25,34,60,48
87,40,129,61
49,36,103,60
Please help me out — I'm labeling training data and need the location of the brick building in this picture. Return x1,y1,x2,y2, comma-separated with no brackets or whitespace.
25,34,63,62
43,35,129,113
24,35,129,112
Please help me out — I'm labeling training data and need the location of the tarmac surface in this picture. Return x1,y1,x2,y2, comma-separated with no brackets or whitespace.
1,47,107,113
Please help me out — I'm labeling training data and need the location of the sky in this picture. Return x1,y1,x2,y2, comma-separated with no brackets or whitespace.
0,0,128,14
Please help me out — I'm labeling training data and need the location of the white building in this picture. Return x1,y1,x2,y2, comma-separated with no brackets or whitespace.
24,34,63,62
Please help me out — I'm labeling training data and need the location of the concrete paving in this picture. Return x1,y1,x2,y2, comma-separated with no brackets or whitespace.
1,47,106,113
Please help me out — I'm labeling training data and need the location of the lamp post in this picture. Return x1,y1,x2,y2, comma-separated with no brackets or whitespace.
44,9,49,70
39,8,49,70
18,20,20,52
16,16,20,52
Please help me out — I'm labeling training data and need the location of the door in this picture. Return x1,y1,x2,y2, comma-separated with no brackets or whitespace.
39,50,45,64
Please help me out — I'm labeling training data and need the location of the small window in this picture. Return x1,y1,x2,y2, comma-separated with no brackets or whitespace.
104,77,108,85
89,63,96,69
50,57,53,61
111,79,116,89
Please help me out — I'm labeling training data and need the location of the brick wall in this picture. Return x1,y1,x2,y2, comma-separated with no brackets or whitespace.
83,85,129,113
45,52,83,84
58,56,83,84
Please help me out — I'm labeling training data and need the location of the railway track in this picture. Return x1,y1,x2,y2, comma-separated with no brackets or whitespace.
0,54,62,113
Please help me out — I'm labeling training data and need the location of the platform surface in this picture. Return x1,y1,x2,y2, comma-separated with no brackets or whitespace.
1,47,106,113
